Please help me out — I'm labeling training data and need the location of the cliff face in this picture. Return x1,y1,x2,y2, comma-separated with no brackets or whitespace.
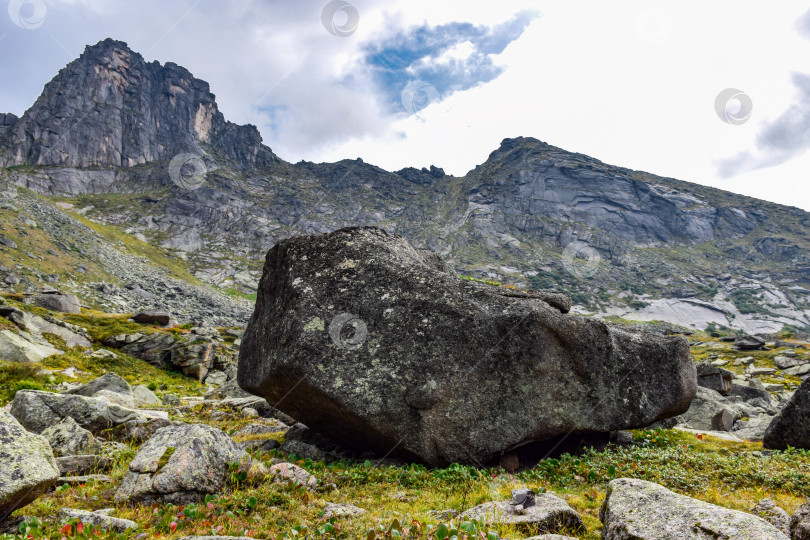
1,39,809,334
0,39,276,170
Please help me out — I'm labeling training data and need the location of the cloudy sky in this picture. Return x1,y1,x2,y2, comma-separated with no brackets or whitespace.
2,0,810,210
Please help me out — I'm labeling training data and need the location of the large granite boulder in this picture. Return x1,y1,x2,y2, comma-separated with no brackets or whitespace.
763,378,810,450
238,227,696,466
600,478,789,539
0,410,60,519
114,423,246,504
41,417,99,457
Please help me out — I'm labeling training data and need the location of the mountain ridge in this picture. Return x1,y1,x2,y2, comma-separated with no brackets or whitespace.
1,38,808,334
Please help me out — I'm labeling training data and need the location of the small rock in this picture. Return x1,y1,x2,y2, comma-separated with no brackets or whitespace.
56,508,136,533
322,502,366,519
792,503,810,540
58,474,112,485
0,235,17,249
784,364,810,377
269,462,318,490
460,492,585,534
764,378,810,450
41,417,99,457
751,499,790,535
132,310,172,326
27,293,81,314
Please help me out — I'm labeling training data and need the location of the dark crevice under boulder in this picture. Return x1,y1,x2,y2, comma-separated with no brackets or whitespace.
238,227,697,467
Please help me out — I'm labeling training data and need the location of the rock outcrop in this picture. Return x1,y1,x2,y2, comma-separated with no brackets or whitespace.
1,39,276,172
0,410,60,520
763,378,810,450
239,227,696,466
600,478,789,539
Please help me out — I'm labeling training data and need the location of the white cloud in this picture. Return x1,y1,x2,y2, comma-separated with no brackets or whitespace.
2,0,810,210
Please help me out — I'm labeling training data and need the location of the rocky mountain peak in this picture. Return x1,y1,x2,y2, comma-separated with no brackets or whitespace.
0,38,276,171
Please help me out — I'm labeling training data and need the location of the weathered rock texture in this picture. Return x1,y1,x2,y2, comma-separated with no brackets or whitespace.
238,227,697,466
114,423,245,504
764,378,810,450
1,38,276,171
600,478,789,539
0,410,60,520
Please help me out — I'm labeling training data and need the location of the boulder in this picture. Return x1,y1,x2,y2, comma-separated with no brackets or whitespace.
10,389,157,434
0,306,90,348
677,387,743,432
763,378,810,450
792,503,810,540
750,499,790,536
66,373,132,400
0,329,61,363
238,228,696,466
460,492,584,534
322,502,366,519
269,462,318,489
114,423,246,504
27,293,81,314
132,385,161,407
0,410,60,519
56,508,136,533
600,478,789,539
41,417,99,457
696,362,733,395
132,310,172,326
735,335,767,350
119,332,215,381
774,355,805,370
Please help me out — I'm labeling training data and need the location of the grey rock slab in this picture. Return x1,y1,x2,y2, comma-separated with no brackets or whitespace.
0,409,60,519
114,423,246,505
132,310,172,326
600,478,789,539
269,462,318,489
460,492,585,534
66,373,132,399
0,329,61,362
132,384,161,407
41,417,99,457
56,455,113,476
10,389,155,434
56,508,137,532
238,227,696,466
58,474,112,485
